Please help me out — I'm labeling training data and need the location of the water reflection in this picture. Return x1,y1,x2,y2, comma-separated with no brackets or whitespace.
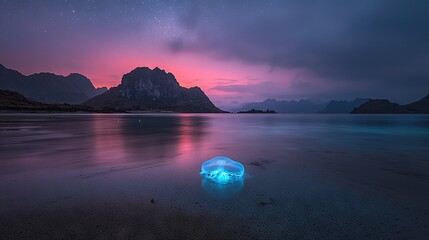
201,176,244,198
90,114,211,166
1,113,429,238
0,114,211,173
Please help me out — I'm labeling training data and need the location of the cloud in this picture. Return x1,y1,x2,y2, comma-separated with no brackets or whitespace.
211,84,257,93
1,0,428,103
210,81,293,100
170,0,429,102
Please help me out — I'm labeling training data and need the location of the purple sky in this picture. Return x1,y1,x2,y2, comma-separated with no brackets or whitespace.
1,0,429,107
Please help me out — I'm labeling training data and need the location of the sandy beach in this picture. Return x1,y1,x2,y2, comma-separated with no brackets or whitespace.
1,114,429,239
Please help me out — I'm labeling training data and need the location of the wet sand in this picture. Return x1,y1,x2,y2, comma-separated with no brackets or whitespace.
2,194,427,240
1,202,259,240
1,114,429,239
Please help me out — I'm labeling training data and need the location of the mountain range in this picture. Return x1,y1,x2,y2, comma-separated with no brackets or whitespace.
0,65,224,113
235,95,429,114
0,64,107,104
319,98,369,113
1,64,428,114
84,67,224,113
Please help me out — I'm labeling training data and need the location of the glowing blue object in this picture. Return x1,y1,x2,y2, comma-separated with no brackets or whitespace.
202,177,244,198
201,156,244,184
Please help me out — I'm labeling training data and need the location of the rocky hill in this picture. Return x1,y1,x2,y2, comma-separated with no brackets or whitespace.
0,90,117,112
0,64,107,104
351,95,429,114
84,67,224,113
405,94,429,113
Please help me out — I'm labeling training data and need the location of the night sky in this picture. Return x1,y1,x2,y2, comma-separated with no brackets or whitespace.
1,0,428,107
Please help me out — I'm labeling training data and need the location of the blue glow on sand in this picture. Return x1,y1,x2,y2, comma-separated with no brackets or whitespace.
201,156,244,184
202,177,243,198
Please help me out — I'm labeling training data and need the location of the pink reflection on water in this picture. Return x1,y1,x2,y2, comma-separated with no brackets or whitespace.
174,115,210,168
91,114,129,165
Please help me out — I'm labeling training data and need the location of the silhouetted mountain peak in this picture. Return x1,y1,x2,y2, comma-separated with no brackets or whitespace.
126,66,171,78
189,86,202,91
420,94,429,100
349,93,429,114
0,64,107,104
405,93,429,113
263,98,277,103
30,72,61,78
0,64,24,77
129,66,152,74
85,67,224,112
352,99,413,114
120,66,181,99
67,73,89,79
96,86,108,91
153,66,164,72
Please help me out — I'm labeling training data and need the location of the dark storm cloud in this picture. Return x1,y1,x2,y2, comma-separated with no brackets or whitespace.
170,0,429,102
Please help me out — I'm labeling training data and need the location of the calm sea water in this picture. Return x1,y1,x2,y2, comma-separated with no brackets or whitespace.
1,113,428,239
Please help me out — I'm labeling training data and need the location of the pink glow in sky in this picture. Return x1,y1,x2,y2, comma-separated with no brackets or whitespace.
1,29,299,108
2,1,428,106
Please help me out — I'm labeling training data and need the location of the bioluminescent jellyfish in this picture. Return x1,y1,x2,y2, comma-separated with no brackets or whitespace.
201,156,245,184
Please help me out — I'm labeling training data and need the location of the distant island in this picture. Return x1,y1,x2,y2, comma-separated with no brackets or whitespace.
238,109,277,114
352,94,429,114
236,98,325,113
235,98,371,114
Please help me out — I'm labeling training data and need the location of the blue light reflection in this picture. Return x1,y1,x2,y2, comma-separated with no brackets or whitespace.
201,177,244,198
